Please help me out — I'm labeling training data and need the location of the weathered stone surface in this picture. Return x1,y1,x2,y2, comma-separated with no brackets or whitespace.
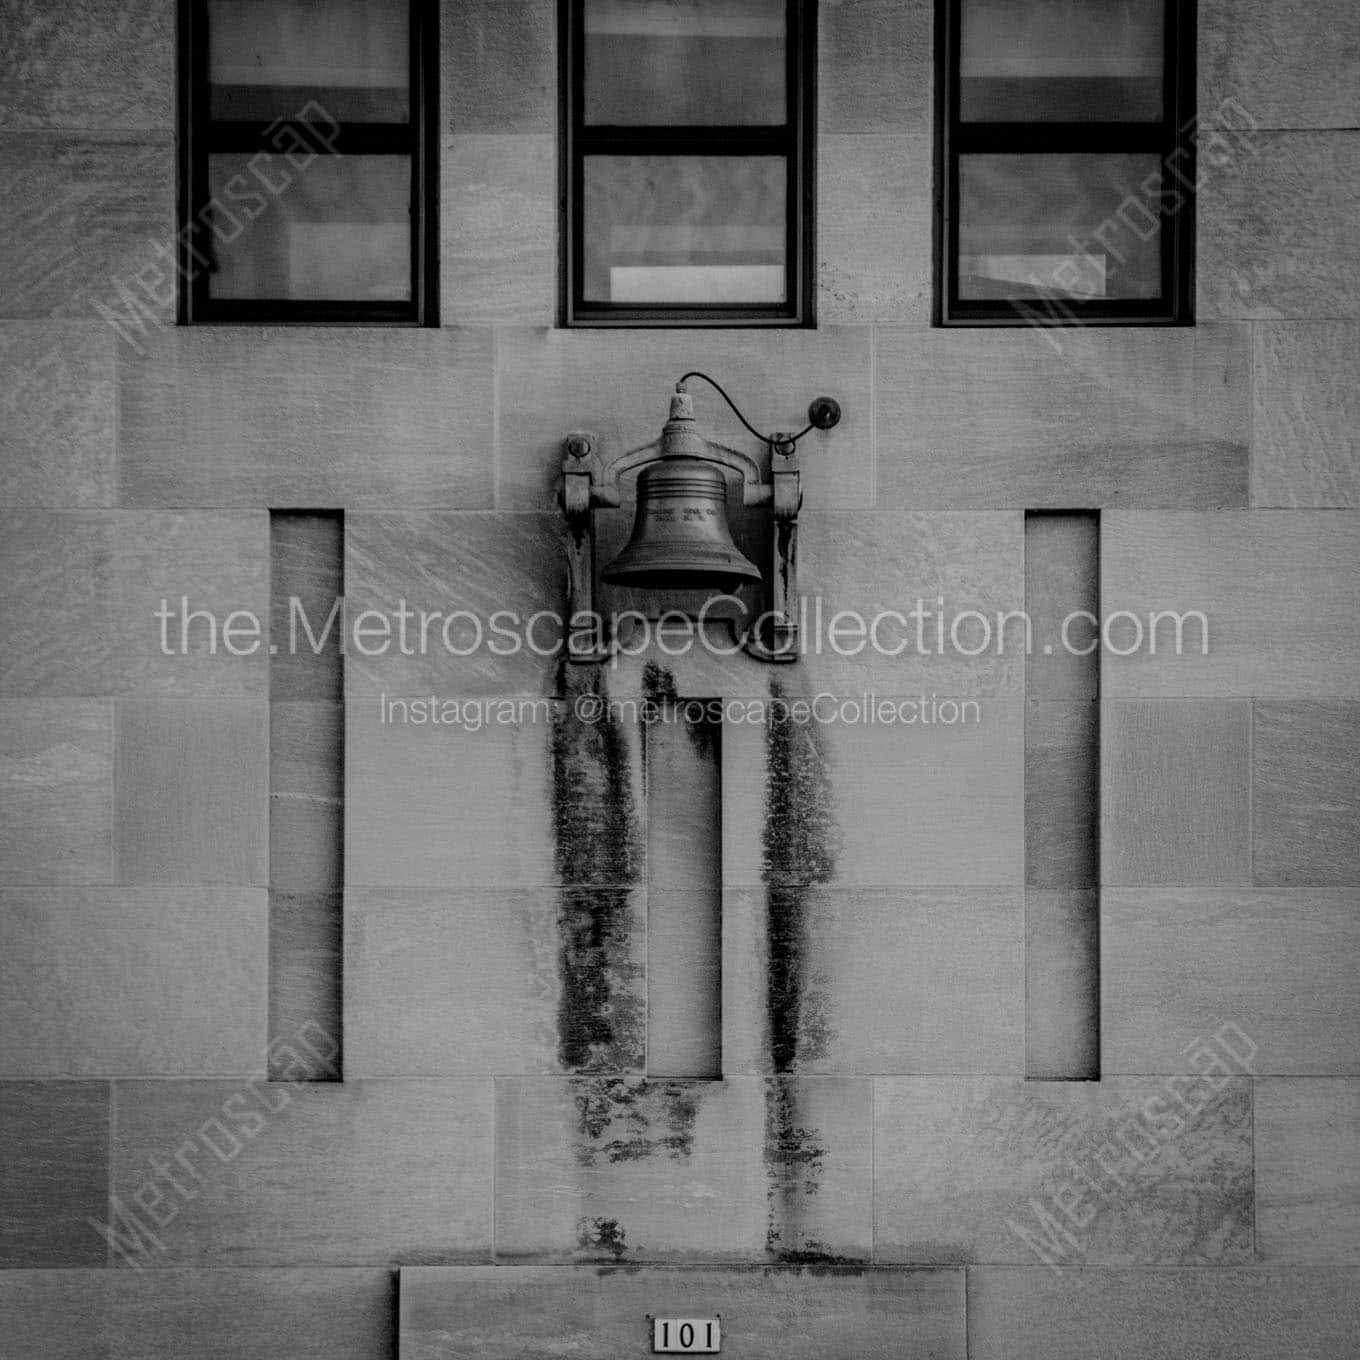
343,508,1022,700
722,697,1024,888
268,892,342,1082
495,1077,872,1262
1200,0,1360,130
1257,1077,1360,1262
1101,700,1251,886
110,1079,493,1266
820,0,931,134
0,1268,395,1360
441,0,554,134
1026,702,1099,889
115,701,268,886
969,1267,1360,1360
798,511,1025,697
0,133,173,318
0,0,173,129
1024,511,1100,701
1253,322,1360,508
723,887,1023,1075
0,700,112,883
0,887,266,1076
818,136,931,322
401,1265,966,1360
1102,511,1360,697
343,512,563,698
344,887,644,1076
1199,132,1360,318
1026,889,1099,1081
345,689,644,890
646,703,722,1077
1103,889,1360,1076
269,511,343,703
270,702,343,894
0,1081,108,1266
118,329,494,509
646,703,722,894
0,510,268,698
442,135,554,325
874,1077,1254,1265
495,327,872,511
1254,702,1360,887
0,323,114,506
646,888,722,1079
874,327,1250,509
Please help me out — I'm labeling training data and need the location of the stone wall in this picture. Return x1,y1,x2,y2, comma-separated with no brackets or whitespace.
1,1,1357,1356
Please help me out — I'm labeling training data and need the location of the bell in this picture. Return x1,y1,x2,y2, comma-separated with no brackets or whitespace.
603,390,763,593
603,458,763,592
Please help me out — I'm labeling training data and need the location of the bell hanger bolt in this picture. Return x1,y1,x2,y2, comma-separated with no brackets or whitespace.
807,396,842,430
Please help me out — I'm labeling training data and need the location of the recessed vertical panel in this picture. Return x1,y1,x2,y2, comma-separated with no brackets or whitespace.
269,511,344,1080
1024,511,1100,1080
646,697,722,1078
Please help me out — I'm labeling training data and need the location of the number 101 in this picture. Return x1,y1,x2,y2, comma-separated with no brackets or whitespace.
653,1317,720,1353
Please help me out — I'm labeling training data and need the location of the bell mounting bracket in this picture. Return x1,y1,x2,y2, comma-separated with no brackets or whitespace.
559,383,838,664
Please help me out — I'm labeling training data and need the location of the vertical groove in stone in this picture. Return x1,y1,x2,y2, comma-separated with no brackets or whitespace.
643,663,722,1079
268,511,344,1081
1024,511,1101,1081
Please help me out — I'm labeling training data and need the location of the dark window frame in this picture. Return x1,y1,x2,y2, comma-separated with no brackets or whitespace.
560,0,816,329
934,0,1196,327
177,0,439,326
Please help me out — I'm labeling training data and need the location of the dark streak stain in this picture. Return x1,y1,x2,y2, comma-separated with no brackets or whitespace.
642,661,720,762
642,660,678,705
761,677,840,1260
577,1216,629,1260
764,1076,835,1260
762,677,838,1073
552,664,644,1072
774,520,796,607
573,1077,699,1169
763,1078,826,1192
765,1253,871,1272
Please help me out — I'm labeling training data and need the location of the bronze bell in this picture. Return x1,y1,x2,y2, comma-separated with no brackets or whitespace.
602,392,762,592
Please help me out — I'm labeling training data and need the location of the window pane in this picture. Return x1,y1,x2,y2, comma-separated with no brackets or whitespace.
583,0,786,126
960,0,1163,121
958,153,1163,301
205,154,411,301
583,155,786,304
209,0,409,122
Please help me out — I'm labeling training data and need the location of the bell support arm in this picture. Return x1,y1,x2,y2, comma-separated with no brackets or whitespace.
559,432,612,662
741,436,802,663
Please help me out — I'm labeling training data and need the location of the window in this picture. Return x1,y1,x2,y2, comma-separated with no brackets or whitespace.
562,0,814,327
179,0,437,324
936,0,1194,326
